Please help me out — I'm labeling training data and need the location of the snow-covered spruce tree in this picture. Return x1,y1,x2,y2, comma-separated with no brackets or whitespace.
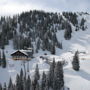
16,74,21,90
13,30,18,49
8,77,13,90
53,62,64,90
41,72,46,90
3,83,7,90
57,42,63,49
35,81,40,90
48,59,55,88
26,75,31,90
19,68,24,90
64,28,71,40
42,36,50,51
12,84,16,90
72,51,80,71
23,76,27,90
34,64,40,81
31,81,35,90
52,33,58,44
32,64,40,90
64,22,72,40
0,83,2,90
32,78,39,90
51,43,55,54
45,77,49,90
2,50,6,68
36,38,41,52
80,18,86,31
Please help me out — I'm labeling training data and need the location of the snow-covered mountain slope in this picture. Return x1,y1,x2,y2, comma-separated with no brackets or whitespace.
0,13,90,90
56,13,90,54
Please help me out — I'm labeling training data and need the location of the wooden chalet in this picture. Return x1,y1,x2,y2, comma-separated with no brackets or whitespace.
11,48,33,60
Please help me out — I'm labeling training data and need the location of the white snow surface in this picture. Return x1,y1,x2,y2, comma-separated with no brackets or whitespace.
0,13,90,90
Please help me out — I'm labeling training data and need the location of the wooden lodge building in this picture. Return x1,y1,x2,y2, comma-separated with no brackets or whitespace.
11,48,33,60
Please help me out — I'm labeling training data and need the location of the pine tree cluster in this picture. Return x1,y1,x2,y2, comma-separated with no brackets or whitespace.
0,60,64,90
0,10,86,54
63,12,78,26
63,12,87,31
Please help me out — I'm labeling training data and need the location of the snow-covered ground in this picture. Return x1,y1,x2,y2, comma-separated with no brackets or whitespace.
0,13,90,90
64,60,90,90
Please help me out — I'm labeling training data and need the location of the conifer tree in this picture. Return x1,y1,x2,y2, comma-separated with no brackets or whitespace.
3,83,7,90
80,18,86,30
2,50,6,68
26,75,31,90
8,77,13,90
0,83,2,90
31,81,35,90
16,74,21,90
23,76,26,90
48,59,55,88
51,43,55,54
72,51,80,71
34,64,40,81
64,22,72,40
41,72,46,90
53,62,64,90
32,64,40,90
20,68,24,90
35,82,39,90
12,84,16,90
45,77,49,90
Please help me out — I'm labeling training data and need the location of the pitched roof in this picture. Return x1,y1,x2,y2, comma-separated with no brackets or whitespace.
11,50,28,56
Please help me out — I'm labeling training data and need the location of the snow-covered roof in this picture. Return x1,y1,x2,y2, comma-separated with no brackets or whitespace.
19,50,28,56
11,49,32,56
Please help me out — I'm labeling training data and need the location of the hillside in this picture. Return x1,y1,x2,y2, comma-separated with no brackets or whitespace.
0,11,87,53
0,11,90,90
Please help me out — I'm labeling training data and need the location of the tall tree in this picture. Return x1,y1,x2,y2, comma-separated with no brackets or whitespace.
26,75,31,90
72,51,80,71
64,22,72,40
53,62,64,90
41,72,46,90
3,83,7,90
34,64,40,81
80,18,86,30
2,50,6,68
19,68,24,90
8,77,13,90
35,82,40,90
0,83,2,90
51,42,55,54
45,77,49,90
48,59,55,88
16,74,21,90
